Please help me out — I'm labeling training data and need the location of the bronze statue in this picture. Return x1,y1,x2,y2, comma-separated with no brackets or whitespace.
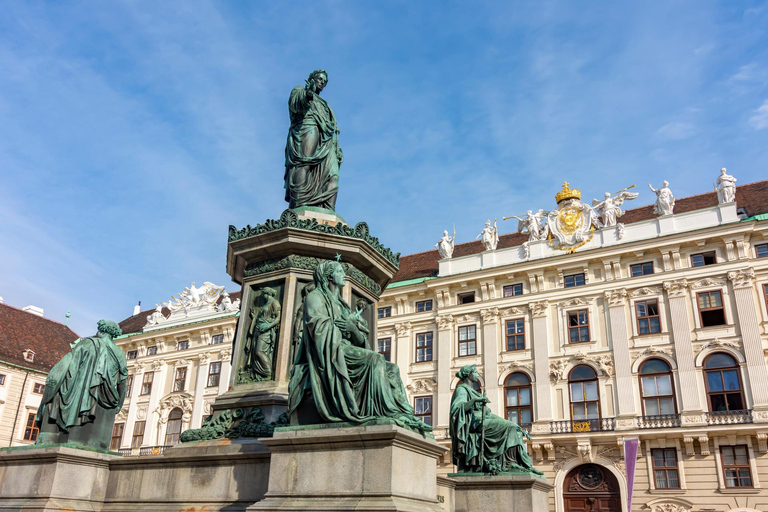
243,287,281,381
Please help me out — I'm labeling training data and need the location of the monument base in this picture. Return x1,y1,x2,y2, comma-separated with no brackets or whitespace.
250,423,447,512
450,473,553,512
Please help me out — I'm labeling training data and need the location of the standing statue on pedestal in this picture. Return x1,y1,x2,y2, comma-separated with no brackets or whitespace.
477,219,499,251
284,69,344,211
648,180,675,216
450,365,542,476
716,167,737,204
35,320,127,450
436,228,455,259
288,259,431,434
243,287,281,382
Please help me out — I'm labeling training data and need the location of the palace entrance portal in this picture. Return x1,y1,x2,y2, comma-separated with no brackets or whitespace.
563,464,621,512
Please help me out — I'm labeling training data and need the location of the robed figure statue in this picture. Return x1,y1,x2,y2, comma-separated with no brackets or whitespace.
288,259,431,434
35,320,128,450
450,365,542,475
284,69,344,211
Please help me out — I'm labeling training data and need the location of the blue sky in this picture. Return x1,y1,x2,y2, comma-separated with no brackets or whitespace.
1,1,767,335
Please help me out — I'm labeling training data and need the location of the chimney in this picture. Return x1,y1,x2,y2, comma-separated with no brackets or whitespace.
133,301,142,316
22,305,44,317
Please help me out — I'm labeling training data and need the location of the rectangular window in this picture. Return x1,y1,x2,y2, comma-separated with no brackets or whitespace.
642,373,676,415
414,396,432,426
503,284,523,297
177,340,189,350
691,251,716,267
110,423,125,451
415,332,433,362
32,382,45,394
651,448,680,489
458,292,476,304
756,243,768,258
505,319,525,351
568,310,590,343
207,361,222,387
131,421,146,449
126,375,133,397
570,381,599,420
458,325,477,356
721,445,753,488
378,307,391,319
636,300,661,334
564,273,586,288
23,412,39,442
377,338,391,361
174,367,187,392
0,374,5,385
697,290,726,327
415,300,433,313
630,262,654,277
146,346,157,355
211,334,224,345
127,350,138,360
141,372,153,395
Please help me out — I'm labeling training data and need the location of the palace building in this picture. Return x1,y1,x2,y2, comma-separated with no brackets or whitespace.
377,177,768,512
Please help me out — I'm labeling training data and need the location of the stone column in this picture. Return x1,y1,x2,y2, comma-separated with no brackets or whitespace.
480,307,500,414
604,289,637,428
436,314,454,428
529,301,552,433
218,349,232,396
394,321,411,386
146,360,167,446
727,269,768,420
123,365,142,450
663,279,704,425
191,353,211,429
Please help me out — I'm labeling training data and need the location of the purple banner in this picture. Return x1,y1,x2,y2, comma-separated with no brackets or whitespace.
624,438,639,511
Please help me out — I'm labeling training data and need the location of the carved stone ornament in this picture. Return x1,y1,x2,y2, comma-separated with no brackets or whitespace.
690,277,726,290
436,314,454,331
633,346,673,362
756,432,768,453
631,286,661,298
550,360,568,382
220,349,231,360
480,307,500,324
500,361,533,375
203,400,213,415
755,410,768,422
457,314,477,323
647,502,692,512
406,378,437,394
596,445,625,474
572,352,615,377
198,352,211,364
727,268,755,289
136,404,148,421
151,360,165,372
156,393,194,424
604,288,627,307
662,279,688,297
395,322,411,337
115,408,128,422
552,445,579,473
695,338,740,354
528,301,549,318
683,436,695,456
503,306,526,316
561,297,588,308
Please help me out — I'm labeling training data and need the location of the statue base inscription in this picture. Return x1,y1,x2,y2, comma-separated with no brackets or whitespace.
450,473,553,512
249,423,446,512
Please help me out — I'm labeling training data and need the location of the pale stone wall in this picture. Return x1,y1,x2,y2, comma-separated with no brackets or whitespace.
0,364,48,447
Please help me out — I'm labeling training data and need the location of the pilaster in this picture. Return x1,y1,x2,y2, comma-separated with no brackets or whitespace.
529,301,552,430
436,314,454,428
122,365,142,450
395,321,411,386
218,349,232,396
146,360,168,445
480,308,500,414
191,353,211,429
604,289,637,424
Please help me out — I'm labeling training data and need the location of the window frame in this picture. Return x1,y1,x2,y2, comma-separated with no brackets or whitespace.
414,396,433,426
504,372,533,426
164,408,184,445
0,374,5,385
173,367,187,392
377,338,391,361
457,324,477,357
177,340,189,351
568,365,601,421
415,332,433,362
691,251,717,267
567,309,591,343
635,299,662,335
697,290,727,327
377,306,392,319
415,300,433,313
146,345,158,355
140,372,154,395
23,412,39,442
720,445,754,488
564,273,586,288
639,359,677,416
756,243,768,259
110,422,125,451
503,283,524,297
630,261,654,277
125,374,133,397
207,361,222,387
211,334,224,345
127,350,138,360
131,420,146,448
703,353,745,413
505,318,526,351
457,292,476,304
32,382,45,394
651,447,681,489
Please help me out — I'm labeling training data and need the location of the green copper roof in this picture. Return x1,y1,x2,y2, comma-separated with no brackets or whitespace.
385,276,436,289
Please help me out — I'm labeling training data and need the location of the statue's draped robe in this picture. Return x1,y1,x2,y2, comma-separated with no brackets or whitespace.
284,86,342,210
449,383,536,473
289,288,430,434
246,298,281,379
36,335,127,431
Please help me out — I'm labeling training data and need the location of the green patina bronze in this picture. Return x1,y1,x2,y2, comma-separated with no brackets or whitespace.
228,209,400,268
450,365,543,477
35,320,127,451
180,407,290,442
240,286,281,383
284,69,343,211
244,255,382,296
287,259,430,435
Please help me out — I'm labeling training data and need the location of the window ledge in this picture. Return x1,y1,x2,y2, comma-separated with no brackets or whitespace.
716,487,761,494
647,488,686,495
694,325,736,340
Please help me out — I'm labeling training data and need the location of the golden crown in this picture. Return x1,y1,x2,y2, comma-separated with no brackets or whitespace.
555,182,581,203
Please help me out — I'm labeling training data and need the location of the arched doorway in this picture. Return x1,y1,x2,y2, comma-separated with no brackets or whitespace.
563,464,620,511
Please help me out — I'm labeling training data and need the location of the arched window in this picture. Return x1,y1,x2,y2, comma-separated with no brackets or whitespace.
504,373,532,426
639,359,676,416
569,365,600,420
164,407,184,445
704,353,745,412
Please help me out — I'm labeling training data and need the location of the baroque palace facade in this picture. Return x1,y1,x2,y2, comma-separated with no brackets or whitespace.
377,178,768,512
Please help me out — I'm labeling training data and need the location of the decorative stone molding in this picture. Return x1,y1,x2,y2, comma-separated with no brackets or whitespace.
136,404,148,421
175,359,189,367
395,322,411,337
480,307,500,324
530,443,543,462
577,440,593,462
754,410,768,422
115,408,128,422
151,360,165,372
436,314,454,331
528,301,549,318
681,414,706,426
695,338,740,354
198,352,211,364
561,297,588,308
633,346,673,362
727,268,755,289
690,277,726,290
500,361,534,375
220,349,232,360
683,436,695,456
203,400,213,415
552,446,578,473
572,352,614,378
647,502,691,512
596,445,625,474
543,442,555,461
631,286,661,297
756,432,768,453
503,306,526,316
156,393,194,424
604,288,628,307
406,378,437,394
456,314,478,323
550,360,568,382
663,279,688,297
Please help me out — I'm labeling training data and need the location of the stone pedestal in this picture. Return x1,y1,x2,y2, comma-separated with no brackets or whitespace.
0,445,117,511
450,473,553,512
250,423,447,512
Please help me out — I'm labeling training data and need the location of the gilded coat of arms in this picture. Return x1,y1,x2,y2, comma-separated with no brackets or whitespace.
546,183,601,253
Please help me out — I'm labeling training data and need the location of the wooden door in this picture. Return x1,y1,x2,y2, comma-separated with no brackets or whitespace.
563,464,621,512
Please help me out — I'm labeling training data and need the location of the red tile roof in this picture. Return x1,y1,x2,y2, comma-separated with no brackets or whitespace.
0,303,79,373
392,180,768,283
118,290,242,336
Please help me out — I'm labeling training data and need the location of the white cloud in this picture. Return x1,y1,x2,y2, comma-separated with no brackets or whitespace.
749,100,768,130
656,122,696,140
